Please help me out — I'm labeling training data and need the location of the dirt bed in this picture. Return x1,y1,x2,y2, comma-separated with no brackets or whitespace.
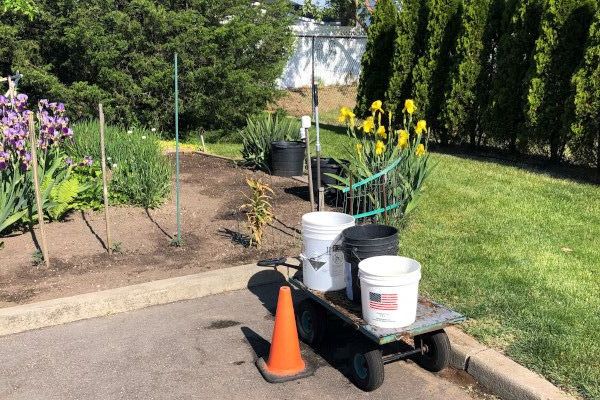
0,154,312,308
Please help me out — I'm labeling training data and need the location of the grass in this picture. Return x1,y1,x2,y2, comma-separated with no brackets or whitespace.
204,124,600,398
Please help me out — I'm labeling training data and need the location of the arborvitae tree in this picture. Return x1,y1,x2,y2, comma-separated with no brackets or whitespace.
571,6,600,173
384,0,429,118
355,0,398,117
526,0,596,161
410,0,462,144
484,0,543,151
441,0,494,144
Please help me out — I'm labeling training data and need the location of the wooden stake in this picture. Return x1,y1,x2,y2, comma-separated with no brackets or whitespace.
99,104,113,254
200,133,206,153
28,114,50,268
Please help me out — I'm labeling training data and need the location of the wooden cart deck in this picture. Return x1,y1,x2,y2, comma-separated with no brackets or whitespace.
288,275,465,345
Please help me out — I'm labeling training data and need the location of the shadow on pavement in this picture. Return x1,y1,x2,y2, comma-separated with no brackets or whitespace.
240,326,271,360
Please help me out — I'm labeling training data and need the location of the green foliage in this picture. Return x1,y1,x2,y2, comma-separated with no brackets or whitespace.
1,0,294,134
241,178,274,247
385,0,429,118
441,0,496,143
47,176,80,220
67,121,172,208
240,113,300,171
411,0,462,143
70,165,103,211
0,167,28,235
355,0,398,117
332,101,432,222
1,0,36,19
571,7,600,169
485,0,543,150
526,0,596,160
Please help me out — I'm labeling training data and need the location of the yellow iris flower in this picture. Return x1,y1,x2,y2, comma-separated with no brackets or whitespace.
415,143,426,157
397,129,409,149
416,120,427,134
403,99,416,115
338,106,355,126
376,125,387,139
363,116,375,134
370,100,383,114
375,140,386,156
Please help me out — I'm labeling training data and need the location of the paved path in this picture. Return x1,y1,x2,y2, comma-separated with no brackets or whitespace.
0,284,483,400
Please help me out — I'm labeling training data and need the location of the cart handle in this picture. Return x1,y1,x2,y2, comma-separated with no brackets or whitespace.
257,257,301,269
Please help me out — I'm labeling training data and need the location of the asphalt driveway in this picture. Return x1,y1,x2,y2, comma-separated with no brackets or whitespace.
0,283,486,400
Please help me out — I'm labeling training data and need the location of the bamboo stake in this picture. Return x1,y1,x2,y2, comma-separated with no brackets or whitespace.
98,104,113,254
28,114,50,268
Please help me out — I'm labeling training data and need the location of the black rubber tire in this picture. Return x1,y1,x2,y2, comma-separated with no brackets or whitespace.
350,348,385,392
414,330,451,372
295,300,327,346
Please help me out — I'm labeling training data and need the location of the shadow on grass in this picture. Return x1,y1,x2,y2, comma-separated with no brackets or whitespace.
431,144,600,185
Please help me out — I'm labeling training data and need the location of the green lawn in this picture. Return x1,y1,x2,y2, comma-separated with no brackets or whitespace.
200,125,599,398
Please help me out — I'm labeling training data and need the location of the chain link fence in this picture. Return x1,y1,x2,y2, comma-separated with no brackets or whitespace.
272,33,367,124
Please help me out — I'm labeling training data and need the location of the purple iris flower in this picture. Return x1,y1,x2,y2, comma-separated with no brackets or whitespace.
65,157,73,166
82,156,93,166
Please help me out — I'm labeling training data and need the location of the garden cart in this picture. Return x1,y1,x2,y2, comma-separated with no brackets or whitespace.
287,272,465,392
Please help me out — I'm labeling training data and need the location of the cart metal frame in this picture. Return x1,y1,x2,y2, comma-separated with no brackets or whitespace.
288,274,465,391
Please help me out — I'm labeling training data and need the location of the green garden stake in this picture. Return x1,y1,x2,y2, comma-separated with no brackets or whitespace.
172,53,183,246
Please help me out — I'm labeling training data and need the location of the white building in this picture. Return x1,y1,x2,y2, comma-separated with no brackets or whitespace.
278,17,367,89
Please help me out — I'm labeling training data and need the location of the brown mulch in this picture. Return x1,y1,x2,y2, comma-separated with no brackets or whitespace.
0,153,312,308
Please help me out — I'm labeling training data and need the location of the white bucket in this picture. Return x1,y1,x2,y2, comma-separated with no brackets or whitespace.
358,256,421,328
301,211,355,291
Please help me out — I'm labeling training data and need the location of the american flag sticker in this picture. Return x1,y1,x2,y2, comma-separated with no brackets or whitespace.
369,292,398,310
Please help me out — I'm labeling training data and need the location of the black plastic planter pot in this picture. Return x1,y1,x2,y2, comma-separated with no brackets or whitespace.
270,141,306,177
310,157,342,194
342,224,399,303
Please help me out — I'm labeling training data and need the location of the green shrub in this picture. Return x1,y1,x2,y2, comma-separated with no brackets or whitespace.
385,0,429,118
1,0,294,134
411,0,462,143
240,113,301,172
355,0,398,118
571,6,600,171
441,0,504,144
67,121,172,208
526,0,596,161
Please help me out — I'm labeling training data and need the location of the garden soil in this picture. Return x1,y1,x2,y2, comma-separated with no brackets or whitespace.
0,154,313,308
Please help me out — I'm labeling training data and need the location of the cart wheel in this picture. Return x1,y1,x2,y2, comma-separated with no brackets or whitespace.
413,330,450,372
296,300,326,346
350,347,384,392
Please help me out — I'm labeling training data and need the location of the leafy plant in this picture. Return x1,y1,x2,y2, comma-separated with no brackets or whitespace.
31,249,43,266
240,113,301,171
331,100,432,222
0,166,28,235
67,121,171,208
241,178,274,247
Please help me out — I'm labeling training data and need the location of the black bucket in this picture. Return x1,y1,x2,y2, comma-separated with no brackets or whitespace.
270,140,306,177
342,224,399,303
310,157,342,193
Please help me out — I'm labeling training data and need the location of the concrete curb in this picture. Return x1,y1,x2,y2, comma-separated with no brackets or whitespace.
446,327,575,400
0,263,291,337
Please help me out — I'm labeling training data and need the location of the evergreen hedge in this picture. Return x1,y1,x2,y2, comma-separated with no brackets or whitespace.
359,0,600,173
571,7,600,170
354,0,398,117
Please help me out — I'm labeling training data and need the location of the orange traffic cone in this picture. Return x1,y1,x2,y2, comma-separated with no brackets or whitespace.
256,286,312,383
